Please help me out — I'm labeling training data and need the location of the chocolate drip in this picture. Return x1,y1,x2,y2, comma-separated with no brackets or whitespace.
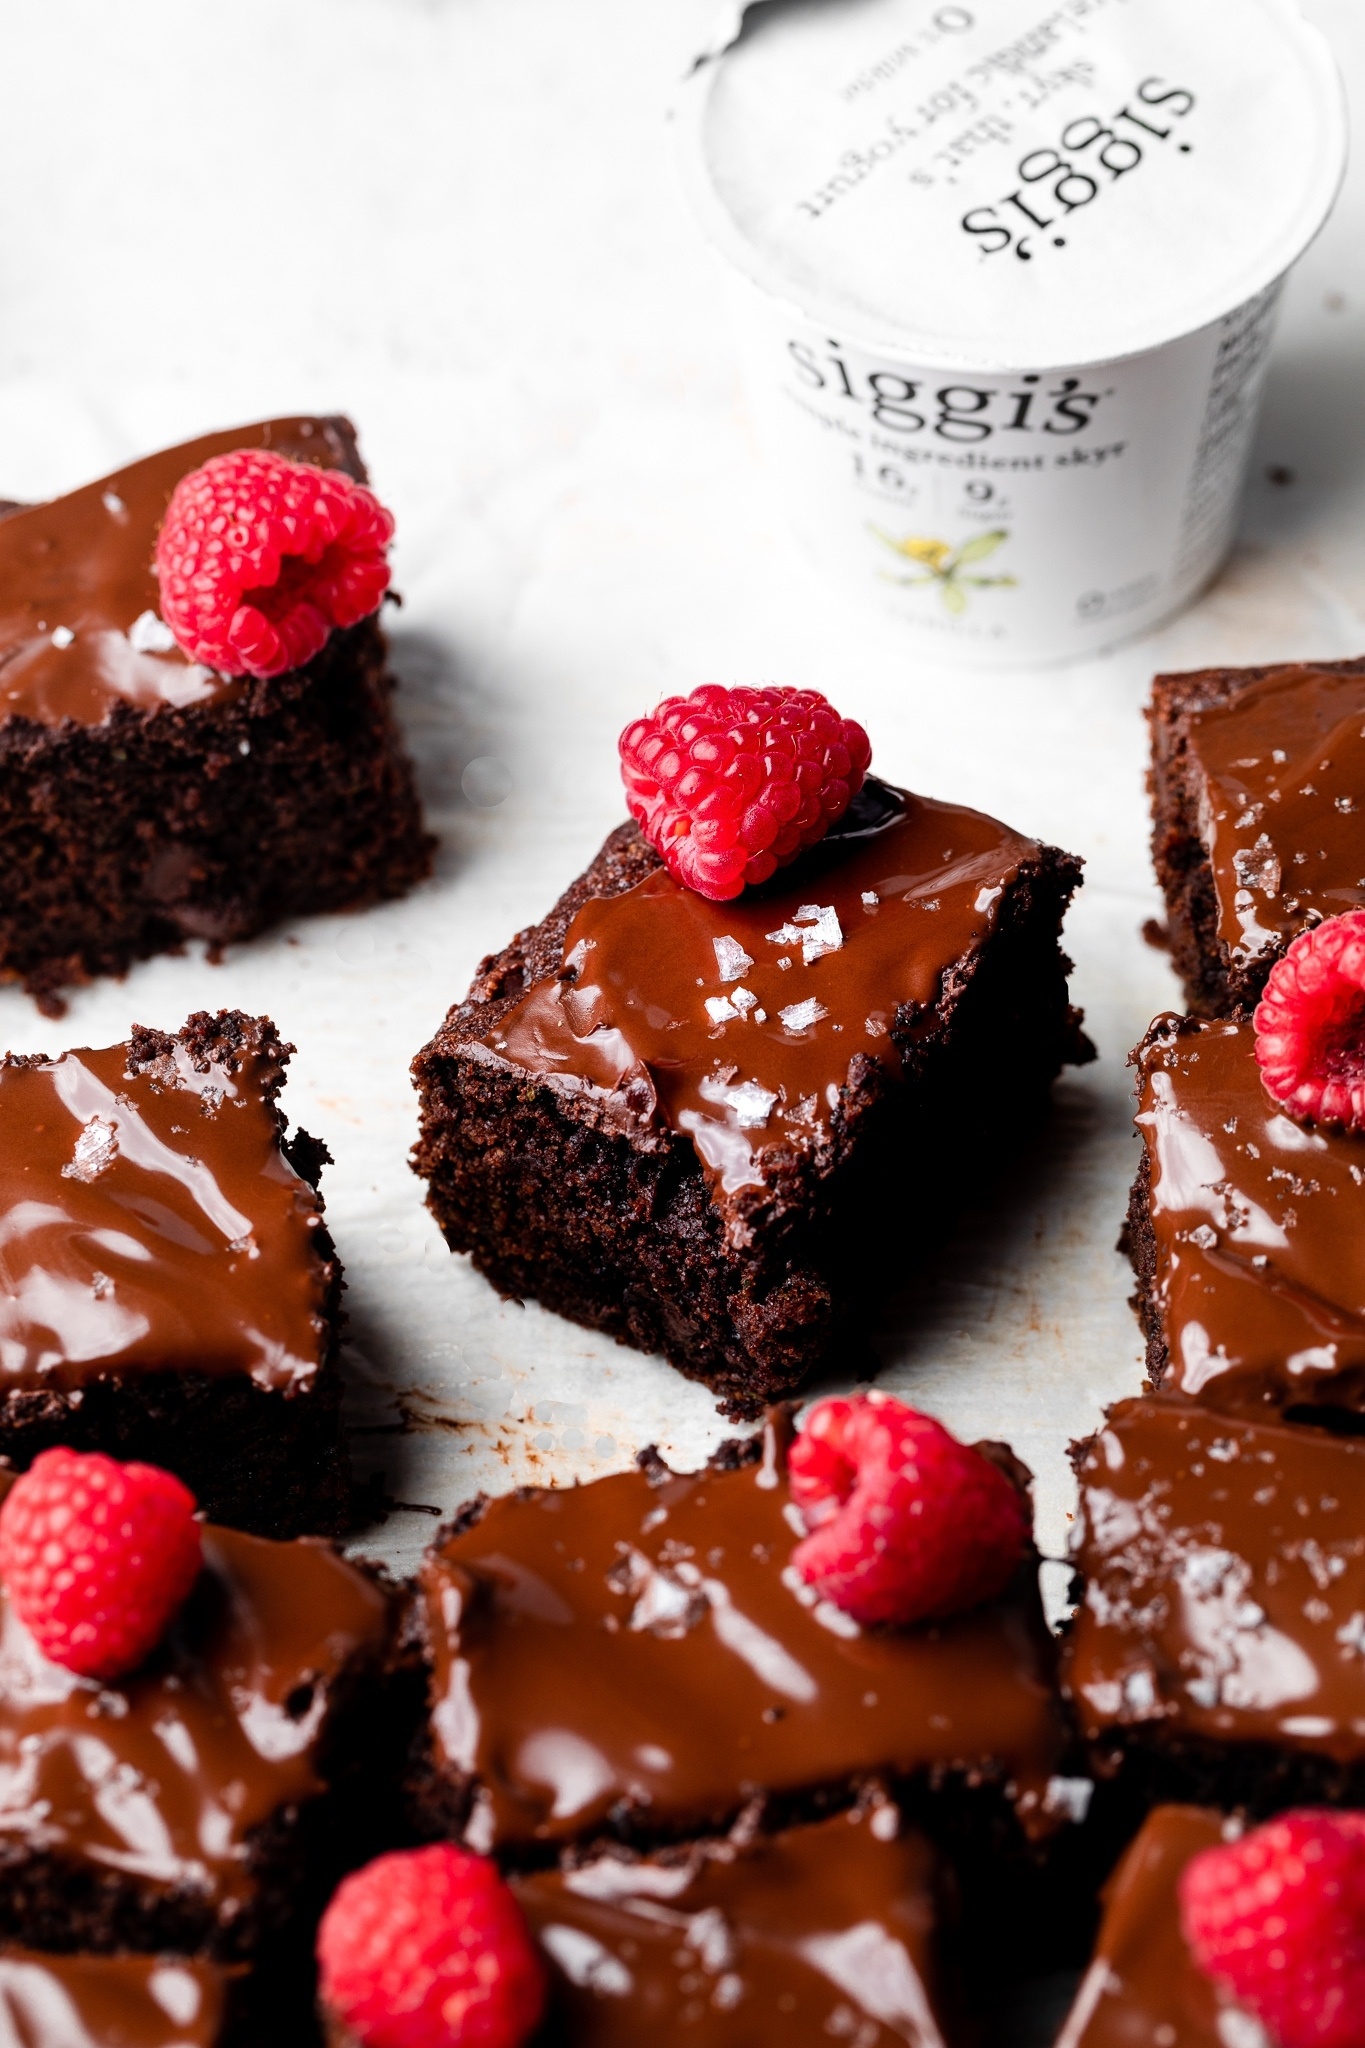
420,1427,1063,1852
1057,1805,1237,2048
1186,664,1365,962
1065,1396,1365,1762
514,1804,948,2047
1135,1017,1365,1416
480,785,1038,1212
0,1949,234,2047
0,417,361,728
0,1032,329,1393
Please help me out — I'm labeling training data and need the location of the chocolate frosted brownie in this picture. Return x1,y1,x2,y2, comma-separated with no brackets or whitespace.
0,1009,351,1536
1063,1395,1365,1810
1127,1012,1365,1423
0,1493,402,1975
0,416,431,1011
514,1803,957,2048
1056,1805,1240,2048
410,1418,1069,1858
1148,657,1365,1016
412,777,1087,1412
0,1950,247,2047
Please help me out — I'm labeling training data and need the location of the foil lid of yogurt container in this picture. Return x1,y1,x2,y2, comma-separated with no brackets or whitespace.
676,0,1348,664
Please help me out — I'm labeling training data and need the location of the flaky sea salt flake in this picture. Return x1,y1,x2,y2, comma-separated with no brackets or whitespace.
723,1080,777,1128
728,986,758,1016
705,996,737,1026
779,998,827,1033
128,609,177,654
712,936,754,982
50,626,74,649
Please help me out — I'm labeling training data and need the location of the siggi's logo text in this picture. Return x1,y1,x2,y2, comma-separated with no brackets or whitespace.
786,338,1107,443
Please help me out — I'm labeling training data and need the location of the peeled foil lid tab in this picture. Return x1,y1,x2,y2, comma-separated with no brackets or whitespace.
678,0,1348,371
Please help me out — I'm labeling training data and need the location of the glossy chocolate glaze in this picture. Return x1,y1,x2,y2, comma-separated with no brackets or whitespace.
1135,1016,1365,1417
1065,1396,1365,1763
479,783,1038,1207
0,1492,390,1903
1188,664,1365,964
0,418,361,729
419,1422,1064,1853
0,1031,329,1393
0,1949,234,2047
514,1804,948,2048
1056,1806,1250,2048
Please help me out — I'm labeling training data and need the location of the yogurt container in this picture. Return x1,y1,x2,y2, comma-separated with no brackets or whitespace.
677,0,1348,666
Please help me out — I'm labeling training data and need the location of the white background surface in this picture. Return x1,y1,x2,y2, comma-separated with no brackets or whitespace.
1,1,1363,1605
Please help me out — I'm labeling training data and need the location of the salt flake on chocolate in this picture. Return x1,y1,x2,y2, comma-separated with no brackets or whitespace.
779,998,827,1033
1233,833,1281,898
705,996,737,1026
723,1081,777,1128
712,936,754,982
766,904,842,965
62,1117,119,1184
128,609,178,655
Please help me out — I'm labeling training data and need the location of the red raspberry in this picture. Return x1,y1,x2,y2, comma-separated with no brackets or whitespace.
317,1845,546,2048
154,448,393,680
618,684,871,901
1179,1809,1365,2048
1254,912,1365,1129
787,1394,1029,1629
0,1449,201,1682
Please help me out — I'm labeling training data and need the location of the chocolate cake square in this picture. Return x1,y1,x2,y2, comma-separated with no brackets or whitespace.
512,1802,959,2048
412,777,1087,1413
0,1493,405,1979
0,1008,352,1537
1063,1395,1365,1811
0,415,432,1013
0,1950,248,2047
1148,656,1365,1017
1127,1012,1365,1424
408,1419,1071,1862
1056,1805,1243,2048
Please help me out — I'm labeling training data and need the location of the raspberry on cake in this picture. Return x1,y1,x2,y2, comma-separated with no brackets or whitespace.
1063,1396,1365,1810
0,1448,201,1681
1127,1011,1365,1421
0,416,431,1012
0,1008,352,1536
1147,655,1365,1017
1253,911,1365,1129
1179,1809,1365,2048
157,447,393,680
1056,1806,1254,2048
619,684,871,899
0,1951,248,2048
413,689,1087,1412
406,1410,1070,1864
317,1845,546,2048
788,1393,1029,1627
0,1460,408,1988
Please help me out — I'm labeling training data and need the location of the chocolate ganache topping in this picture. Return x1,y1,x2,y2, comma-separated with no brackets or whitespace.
1056,1806,1236,2048
419,1420,1064,1853
478,782,1040,1209
1065,1396,1365,1762
0,1484,390,1902
0,1027,331,1393
1185,663,1365,964
514,1804,949,2048
0,417,362,729
1135,1016,1365,1417
0,1950,235,2048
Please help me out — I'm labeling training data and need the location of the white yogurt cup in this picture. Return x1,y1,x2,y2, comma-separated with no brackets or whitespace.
677,0,1348,666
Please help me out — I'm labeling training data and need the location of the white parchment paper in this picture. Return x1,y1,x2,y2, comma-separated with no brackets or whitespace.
0,0,1362,1632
